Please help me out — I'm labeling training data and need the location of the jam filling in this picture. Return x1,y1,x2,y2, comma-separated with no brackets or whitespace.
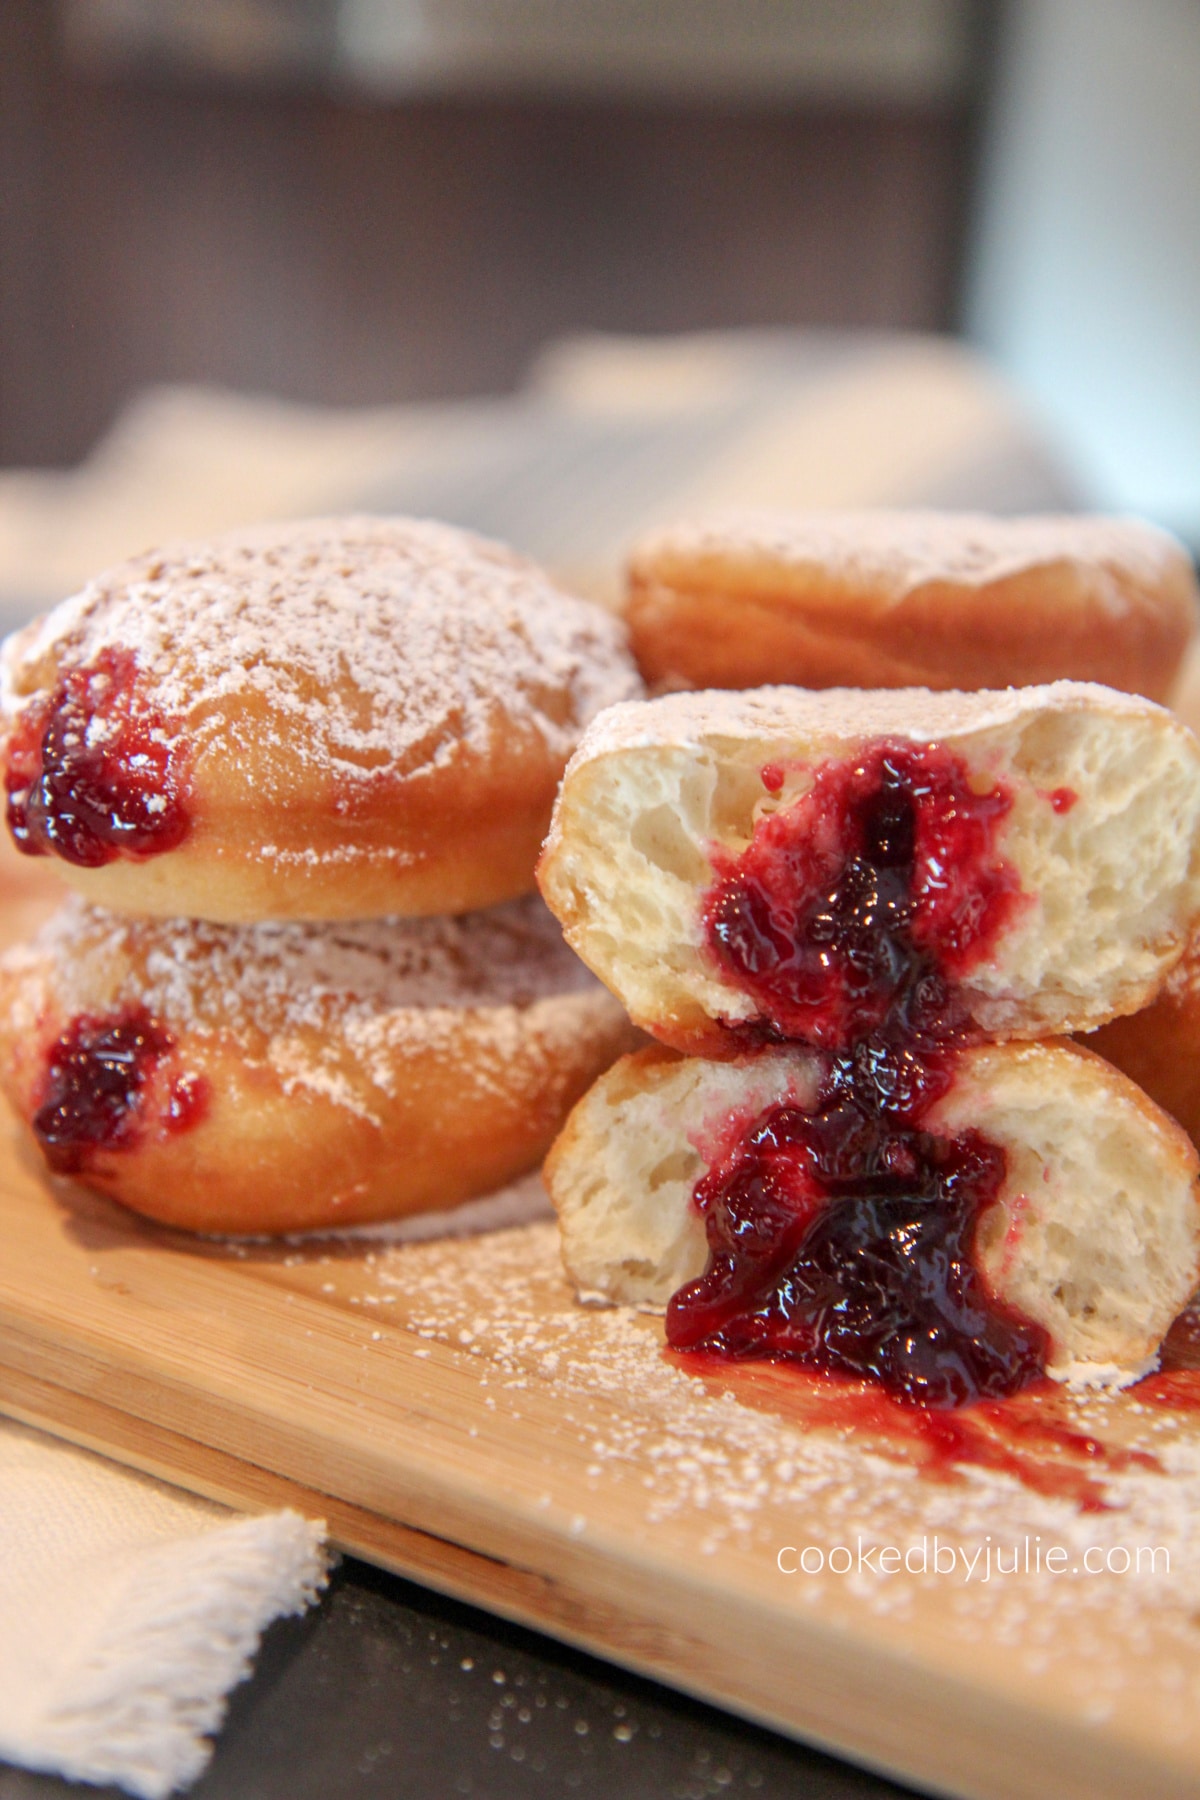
703,744,1022,1050
670,741,1048,1408
665,1062,1049,1408
33,1007,206,1175
5,647,191,866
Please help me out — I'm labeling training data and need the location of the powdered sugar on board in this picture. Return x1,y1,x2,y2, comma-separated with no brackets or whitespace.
1,516,642,780
262,1218,1200,1728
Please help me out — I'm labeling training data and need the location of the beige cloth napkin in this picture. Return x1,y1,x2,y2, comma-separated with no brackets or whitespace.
0,328,1079,625
0,1418,326,1797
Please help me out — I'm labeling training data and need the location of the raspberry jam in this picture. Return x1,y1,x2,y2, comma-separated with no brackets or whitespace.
703,744,1022,1049
671,1354,1158,1509
671,741,1049,1408
666,1055,1049,1407
33,1008,206,1175
5,647,190,866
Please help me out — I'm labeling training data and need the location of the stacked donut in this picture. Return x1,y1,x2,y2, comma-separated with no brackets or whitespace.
539,513,1200,1406
0,517,644,1233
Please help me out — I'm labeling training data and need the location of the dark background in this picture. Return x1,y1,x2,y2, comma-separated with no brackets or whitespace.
0,0,988,467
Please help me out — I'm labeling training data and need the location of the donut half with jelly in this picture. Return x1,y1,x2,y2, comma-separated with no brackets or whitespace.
545,1043,1200,1403
538,682,1200,1404
539,683,1200,1052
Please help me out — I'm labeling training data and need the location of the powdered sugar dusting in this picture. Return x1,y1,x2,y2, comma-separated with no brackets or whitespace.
1,894,625,1120
563,681,1165,774
2,517,642,781
631,510,1193,598
297,1221,1200,1733
11,892,596,1024
385,1225,1200,1542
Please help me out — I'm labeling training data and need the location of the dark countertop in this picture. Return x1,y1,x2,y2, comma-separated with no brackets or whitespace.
0,1557,927,1800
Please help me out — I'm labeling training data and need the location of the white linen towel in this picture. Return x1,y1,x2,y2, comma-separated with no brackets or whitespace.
0,1417,326,1798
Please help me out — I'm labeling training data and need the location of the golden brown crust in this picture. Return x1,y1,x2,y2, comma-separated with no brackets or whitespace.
626,511,1198,701
46,795,557,925
1086,942,1200,1151
0,517,643,921
0,898,640,1234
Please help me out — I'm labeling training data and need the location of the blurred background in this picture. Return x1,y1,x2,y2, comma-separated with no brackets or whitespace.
0,0,1197,615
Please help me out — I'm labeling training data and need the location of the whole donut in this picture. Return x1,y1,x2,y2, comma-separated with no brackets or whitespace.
0,895,639,1234
0,517,643,921
625,510,1198,701
1087,937,1200,1154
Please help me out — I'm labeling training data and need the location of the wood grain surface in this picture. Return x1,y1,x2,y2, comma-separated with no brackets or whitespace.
3,858,1200,1800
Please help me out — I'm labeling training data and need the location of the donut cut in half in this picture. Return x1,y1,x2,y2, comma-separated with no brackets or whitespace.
625,510,1198,701
545,1043,1200,1399
538,683,1200,1053
0,895,638,1234
0,517,643,922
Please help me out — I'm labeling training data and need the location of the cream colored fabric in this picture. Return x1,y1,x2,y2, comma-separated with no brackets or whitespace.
0,1418,326,1798
0,330,1078,625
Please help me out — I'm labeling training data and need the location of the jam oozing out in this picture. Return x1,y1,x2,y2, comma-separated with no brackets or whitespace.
670,741,1053,1408
32,1007,207,1174
703,743,1022,1050
5,647,191,866
666,1059,1049,1408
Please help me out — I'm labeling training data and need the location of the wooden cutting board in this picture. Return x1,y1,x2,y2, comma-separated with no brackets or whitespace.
3,857,1200,1800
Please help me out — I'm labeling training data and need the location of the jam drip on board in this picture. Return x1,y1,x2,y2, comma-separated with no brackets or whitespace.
33,1007,207,1175
5,647,191,866
671,741,1049,1408
669,1354,1159,1511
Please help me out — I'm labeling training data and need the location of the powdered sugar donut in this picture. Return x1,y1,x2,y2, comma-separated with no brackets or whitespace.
625,511,1197,700
0,517,643,921
0,894,639,1234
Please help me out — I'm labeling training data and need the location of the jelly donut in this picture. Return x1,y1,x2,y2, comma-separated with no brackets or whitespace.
545,1043,1200,1400
537,683,1200,1052
625,511,1198,701
0,894,639,1234
0,517,643,922
1087,935,1200,1152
